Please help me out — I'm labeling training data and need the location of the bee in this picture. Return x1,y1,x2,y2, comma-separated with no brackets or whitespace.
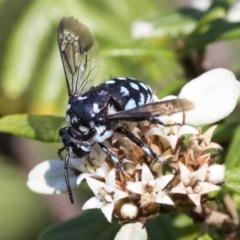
57,17,193,203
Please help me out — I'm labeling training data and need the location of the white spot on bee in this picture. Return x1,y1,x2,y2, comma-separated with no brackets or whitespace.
117,77,126,80
71,116,78,123
147,85,152,92
140,82,148,90
78,96,87,100
111,155,119,163
93,103,101,113
130,82,139,90
125,98,136,110
120,86,129,96
146,94,152,103
67,104,71,110
67,147,74,157
107,104,117,114
96,125,106,133
89,121,95,128
79,126,89,134
66,114,70,122
142,146,152,157
105,80,115,84
80,144,90,152
93,125,113,142
139,93,145,105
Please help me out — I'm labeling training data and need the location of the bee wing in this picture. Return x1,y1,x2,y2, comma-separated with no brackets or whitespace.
106,98,194,122
58,17,95,97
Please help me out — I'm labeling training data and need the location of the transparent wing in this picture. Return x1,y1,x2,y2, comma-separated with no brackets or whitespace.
106,98,194,122
58,16,95,97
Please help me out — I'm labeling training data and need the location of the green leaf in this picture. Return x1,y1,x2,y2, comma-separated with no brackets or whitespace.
101,47,176,58
156,78,186,98
0,156,49,240
198,234,213,240
224,125,240,168
146,214,199,240
184,1,240,49
146,215,177,240
0,114,65,142
187,19,240,49
213,122,238,143
224,168,240,194
132,9,198,39
192,7,226,33
39,210,120,240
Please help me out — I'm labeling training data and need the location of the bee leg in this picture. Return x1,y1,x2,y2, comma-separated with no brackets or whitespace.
58,146,65,160
115,126,165,163
64,154,74,204
98,143,127,181
98,142,125,173
98,142,119,164
149,116,181,127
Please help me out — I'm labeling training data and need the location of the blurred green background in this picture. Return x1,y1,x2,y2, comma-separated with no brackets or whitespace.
0,0,240,239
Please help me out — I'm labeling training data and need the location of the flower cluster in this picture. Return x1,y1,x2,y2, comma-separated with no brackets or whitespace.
27,68,240,224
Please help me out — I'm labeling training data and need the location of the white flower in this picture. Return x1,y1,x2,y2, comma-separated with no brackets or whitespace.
27,144,111,195
146,69,240,149
114,222,147,240
70,144,108,175
146,95,198,149
207,164,225,184
82,169,128,222
171,163,220,206
27,160,77,194
179,68,240,125
72,145,111,185
127,163,174,206
187,125,223,159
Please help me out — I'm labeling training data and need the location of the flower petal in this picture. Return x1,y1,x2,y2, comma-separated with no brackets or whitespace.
114,189,128,202
105,169,116,187
85,177,105,195
145,127,163,139
179,68,240,125
155,192,174,205
179,162,190,181
82,196,103,210
155,175,174,190
194,163,208,182
188,193,201,206
165,135,179,150
170,182,187,194
76,173,93,185
126,182,144,194
114,222,147,240
178,125,199,136
101,203,114,222
27,160,77,194
141,163,154,183
198,182,220,195
207,164,225,184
